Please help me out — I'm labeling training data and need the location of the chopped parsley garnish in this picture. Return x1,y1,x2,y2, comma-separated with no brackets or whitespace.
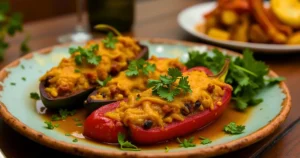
102,32,118,49
65,133,71,136
199,136,212,145
44,121,54,130
10,82,16,86
75,123,83,127
21,77,26,81
165,146,169,152
224,122,245,135
126,59,156,77
136,95,141,101
72,138,78,142
177,137,196,148
185,48,284,110
148,68,192,101
54,124,60,128
21,65,25,69
96,76,112,87
51,114,61,121
59,109,76,120
74,69,81,73
118,133,140,151
30,92,40,100
69,44,101,66
73,118,80,122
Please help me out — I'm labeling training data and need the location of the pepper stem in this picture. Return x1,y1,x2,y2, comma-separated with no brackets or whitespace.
210,58,230,82
94,24,122,36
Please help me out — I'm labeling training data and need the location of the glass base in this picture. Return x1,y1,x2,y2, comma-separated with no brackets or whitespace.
58,31,92,43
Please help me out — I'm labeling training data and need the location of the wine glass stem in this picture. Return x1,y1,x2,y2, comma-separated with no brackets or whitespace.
76,0,84,31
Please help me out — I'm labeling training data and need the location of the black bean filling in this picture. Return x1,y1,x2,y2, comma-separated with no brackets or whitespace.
143,120,153,129
181,100,202,115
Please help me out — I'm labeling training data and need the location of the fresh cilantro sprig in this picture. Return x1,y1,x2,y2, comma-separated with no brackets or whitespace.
69,44,101,66
148,68,192,101
185,49,284,110
44,121,59,130
51,109,76,121
102,32,118,49
0,1,29,60
96,76,112,87
118,133,140,151
199,136,212,145
126,59,156,77
177,137,196,148
30,92,40,100
224,122,245,134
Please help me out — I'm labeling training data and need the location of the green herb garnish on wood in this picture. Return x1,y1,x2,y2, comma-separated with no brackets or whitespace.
30,92,40,100
118,133,140,151
69,44,101,66
126,59,156,77
102,32,118,49
185,49,284,110
224,122,245,134
177,137,196,148
0,1,29,60
148,68,192,101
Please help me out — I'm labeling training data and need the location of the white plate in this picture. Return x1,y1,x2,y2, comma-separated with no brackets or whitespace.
177,1,300,53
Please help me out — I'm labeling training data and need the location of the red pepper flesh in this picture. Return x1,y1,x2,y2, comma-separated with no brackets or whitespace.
83,67,232,144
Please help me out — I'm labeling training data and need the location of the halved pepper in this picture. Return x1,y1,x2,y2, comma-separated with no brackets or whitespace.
83,61,232,144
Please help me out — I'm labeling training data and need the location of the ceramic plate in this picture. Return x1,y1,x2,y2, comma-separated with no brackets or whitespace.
0,39,291,157
177,1,300,53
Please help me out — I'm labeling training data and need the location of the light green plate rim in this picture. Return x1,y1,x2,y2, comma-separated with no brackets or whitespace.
0,39,291,157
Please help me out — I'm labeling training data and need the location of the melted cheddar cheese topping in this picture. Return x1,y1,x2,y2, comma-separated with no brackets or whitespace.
90,56,186,101
105,71,232,128
40,37,141,97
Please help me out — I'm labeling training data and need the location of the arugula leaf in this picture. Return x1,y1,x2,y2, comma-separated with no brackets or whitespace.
126,59,156,77
199,136,212,145
69,44,101,66
44,121,54,130
185,48,283,110
224,122,245,134
177,137,196,148
118,133,140,151
96,76,112,87
102,32,118,49
148,68,192,101
30,92,40,100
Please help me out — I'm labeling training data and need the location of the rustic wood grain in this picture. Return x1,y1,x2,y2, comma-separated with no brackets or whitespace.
0,0,299,157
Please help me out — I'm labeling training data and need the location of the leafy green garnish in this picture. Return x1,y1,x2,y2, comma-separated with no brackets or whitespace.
199,136,212,145
185,49,284,110
126,59,156,77
165,146,169,152
0,1,28,60
21,65,25,69
51,114,61,121
65,133,71,136
177,137,196,148
72,138,78,142
69,44,101,66
10,82,16,86
224,122,245,134
96,76,112,87
75,123,83,127
148,68,192,101
102,32,118,49
44,121,54,130
21,77,26,81
73,118,80,122
54,124,60,128
59,109,76,120
118,133,140,151
74,69,81,73
30,92,40,100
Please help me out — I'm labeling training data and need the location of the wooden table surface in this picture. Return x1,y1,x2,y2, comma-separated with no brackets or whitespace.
1,0,299,157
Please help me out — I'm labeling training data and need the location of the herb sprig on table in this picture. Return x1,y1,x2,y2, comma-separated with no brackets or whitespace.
185,49,284,110
0,1,29,60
